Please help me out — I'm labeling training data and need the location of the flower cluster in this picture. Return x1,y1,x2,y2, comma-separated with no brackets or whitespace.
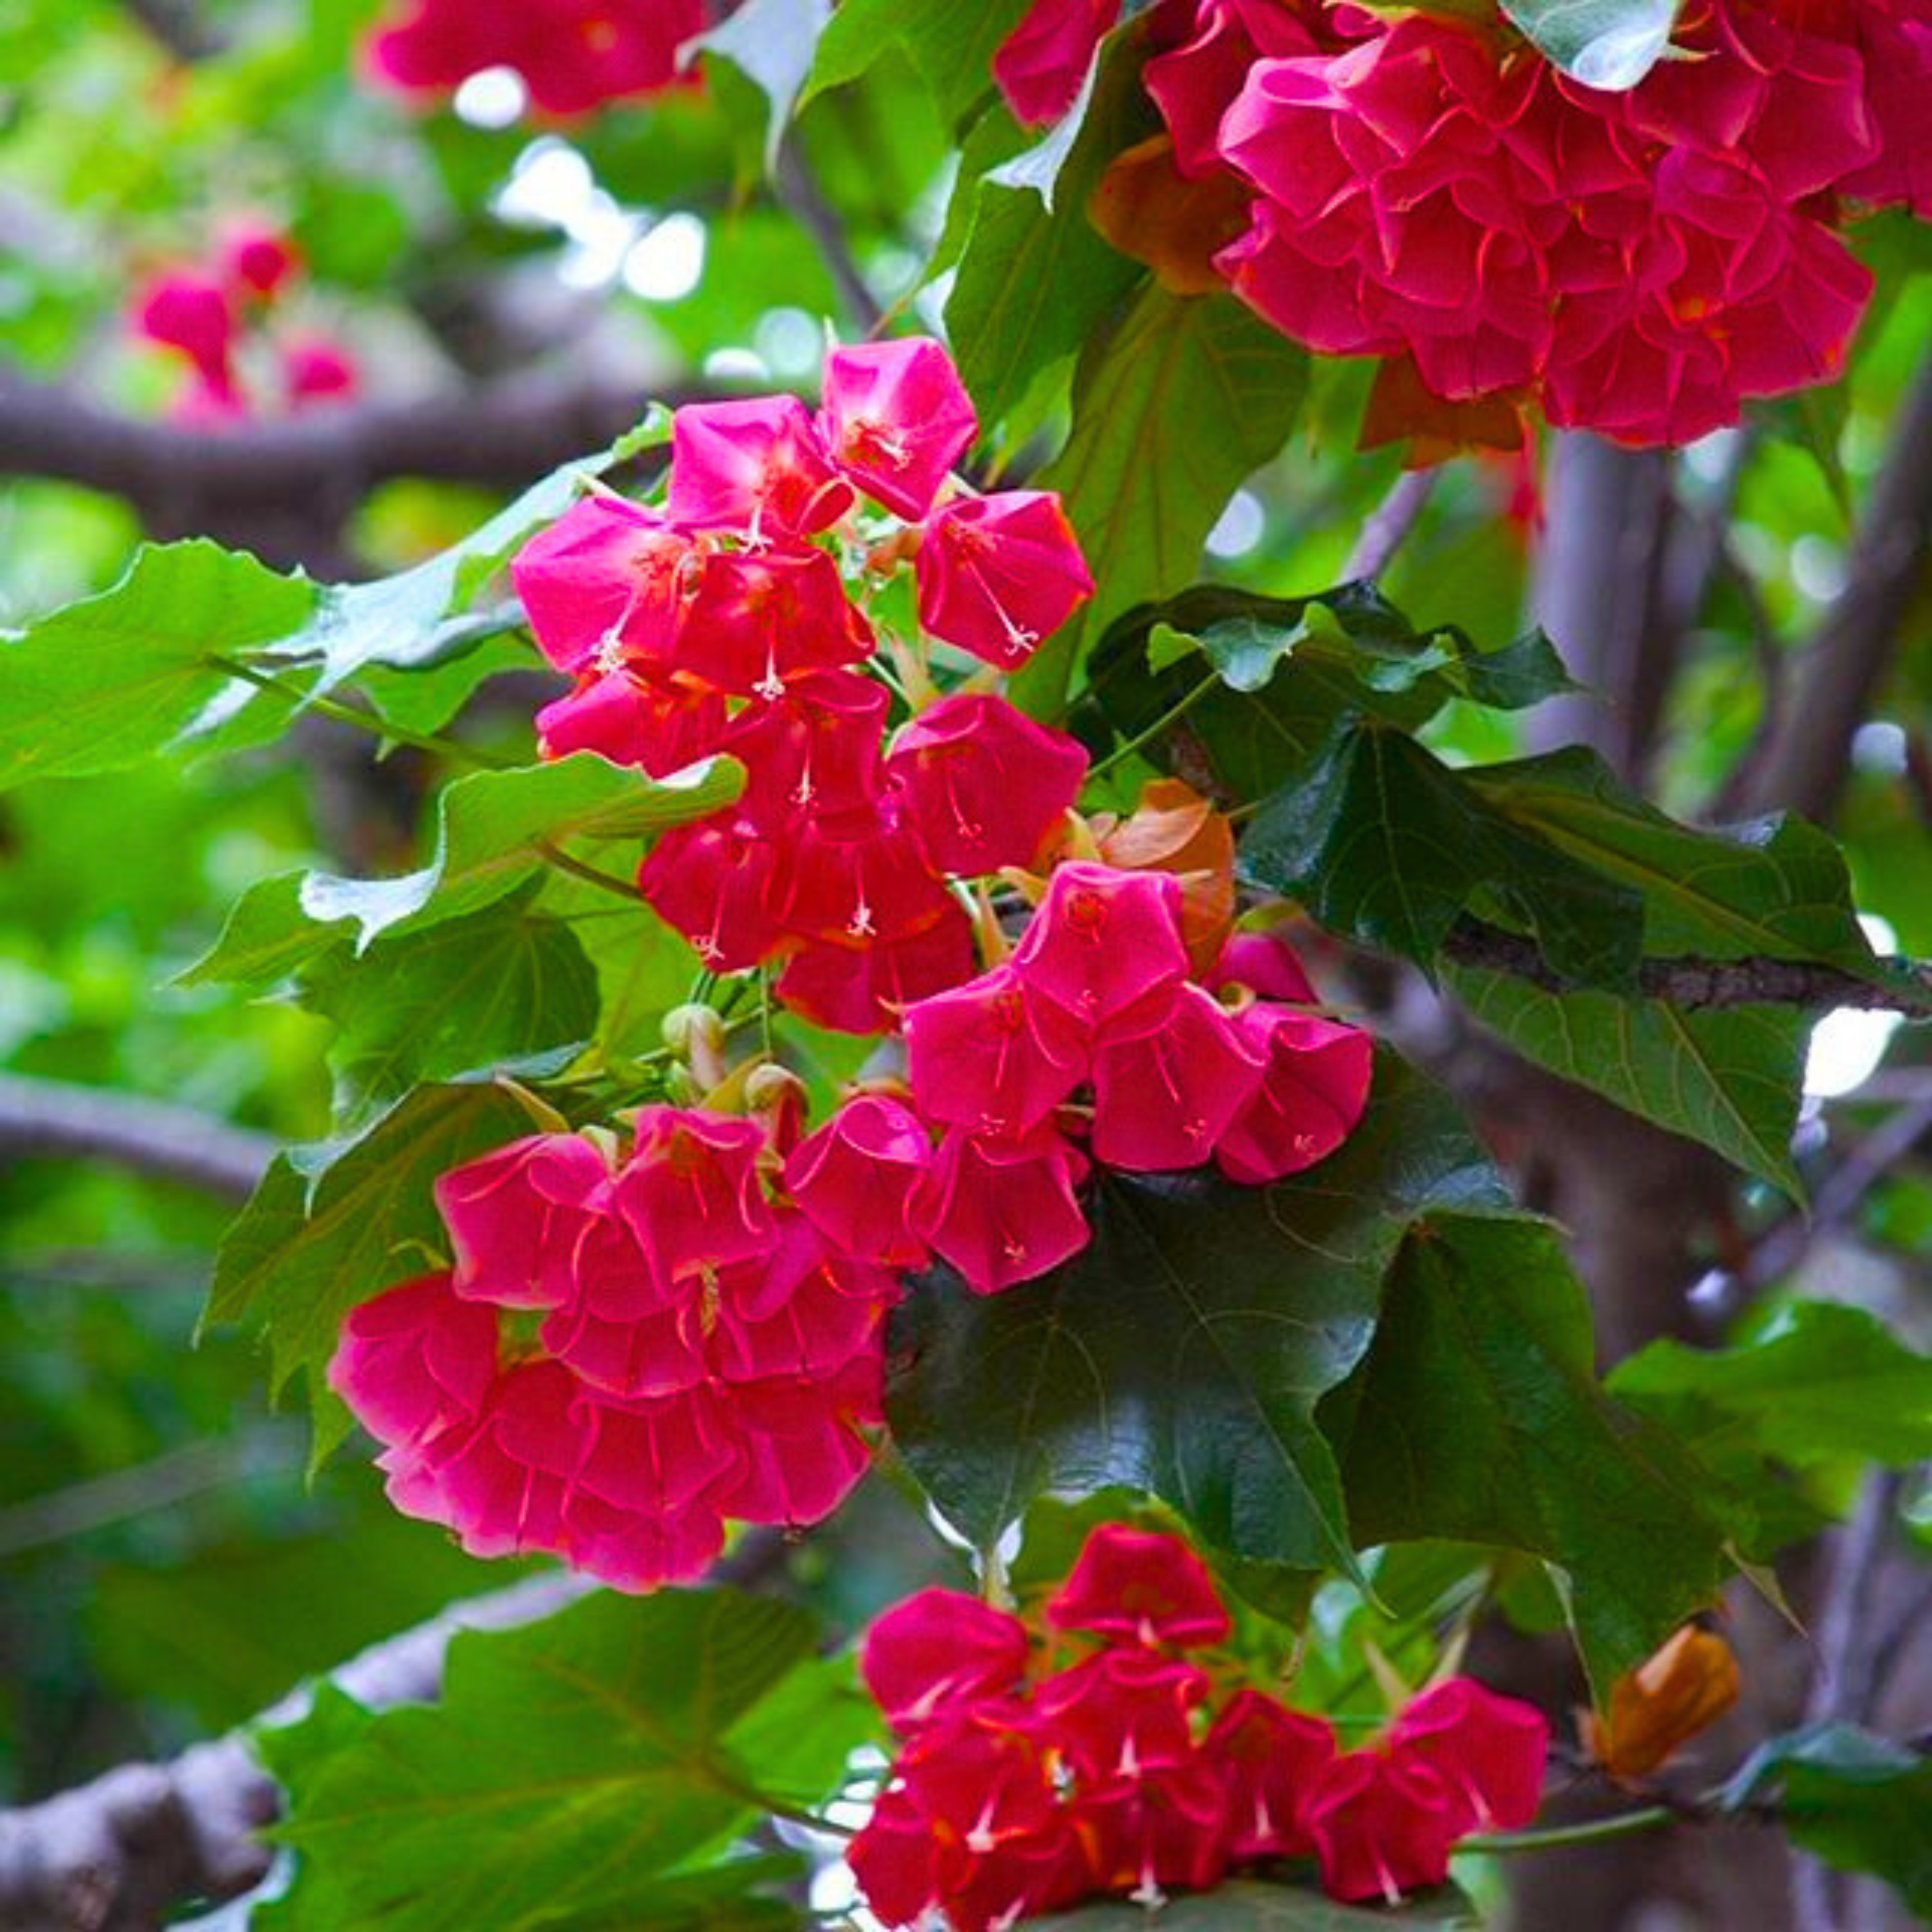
850,1523,1550,1925
511,337,1095,1036
326,1108,896,1590
132,220,357,424
785,885,1373,1297
363,0,704,116
1141,0,1932,445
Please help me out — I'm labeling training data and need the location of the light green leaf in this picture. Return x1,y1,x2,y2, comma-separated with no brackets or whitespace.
1447,965,1807,1196
807,0,1032,122
1502,0,1680,89
702,0,833,169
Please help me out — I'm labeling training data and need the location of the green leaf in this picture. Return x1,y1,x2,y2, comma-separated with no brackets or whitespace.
1033,1880,1479,1932
1014,288,1309,721
1447,965,1807,1196
886,1052,1506,1582
358,629,540,737
1243,722,1645,986
702,0,833,170
258,1588,869,1932
300,889,599,1123
1609,1301,1932,1469
186,753,738,986
0,540,318,790
1720,1725,1932,1917
807,0,1032,122
1326,1211,1736,1691
207,1080,534,1455
1501,0,1680,89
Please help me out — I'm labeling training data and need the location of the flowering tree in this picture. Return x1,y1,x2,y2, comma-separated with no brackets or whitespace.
2,2,1931,1929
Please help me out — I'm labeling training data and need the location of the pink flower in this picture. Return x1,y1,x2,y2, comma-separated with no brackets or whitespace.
1045,1522,1232,1649
219,220,299,301
1074,1757,1234,1898
535,669,725,776
820,337,978,520
1035,1650,1211,1782
1214,1003,1373,1183
635,817,783,971
133,270,236,388
282,335,360,407
671,547,874,697
1091,981,1265,1172
860,1587,1032,1732
1306,1751,1456,1905
785,1093,934,1267
916,492,1094,670
1010,862,1188,1038
327,1272,497,1449
849,1787,949,1927
773,910,977,1036
511,496,694,675
720,669,887,837
712,1356,883,1525
669,395,855,543
613,1107,775,1286
1389,1677,1549,1835
992,0,1123,127
903,965,1089,1137
1207,929,1318,1005
775,803,954,949
888,693,1089,878
1204,1690,1338,1858
912,1121,1092,1295
433,1133,610,1309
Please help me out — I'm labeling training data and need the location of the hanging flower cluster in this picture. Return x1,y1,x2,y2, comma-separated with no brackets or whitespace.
511,337,1095,1036
1144,0,1932,445
850,1523,1550,1924
132,220,358,424
327,1108,898,1591
362,0,704,116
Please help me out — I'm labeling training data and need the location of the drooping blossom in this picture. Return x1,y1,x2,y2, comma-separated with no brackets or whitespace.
1388,1676,1550,1836
820,337,979,521
1046,1522,1232,1648
860,1587,1032,1730
916,493,1095,670
1305,1752,1458,1905
993,0,1124,126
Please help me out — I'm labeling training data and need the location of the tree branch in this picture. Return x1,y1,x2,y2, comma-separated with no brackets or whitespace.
0,1073,276,1203
1343,467,1437,583
0,1533,785,1931
1443,919,1932,1016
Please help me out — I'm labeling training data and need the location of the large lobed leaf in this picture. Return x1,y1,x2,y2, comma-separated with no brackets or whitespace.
257,1588,871,1932
886,1052,1507,1584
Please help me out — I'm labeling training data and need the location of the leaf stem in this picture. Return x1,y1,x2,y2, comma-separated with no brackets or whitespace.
536,840,643,903
204,655,511,769
1460,1807,1674,1856
1089,674,1221,780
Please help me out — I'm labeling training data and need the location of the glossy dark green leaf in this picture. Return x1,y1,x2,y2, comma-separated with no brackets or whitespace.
1610,1301,1932,1469
1033,1880,1479,1932
1447,965,1807,1196
1326,1211,1737,1691
300,890,599,1122
887,1052,1506,1581
257,1588,868,1932
1720,1725,1932,1916
1501,0,1679,89
1014,287,1308,720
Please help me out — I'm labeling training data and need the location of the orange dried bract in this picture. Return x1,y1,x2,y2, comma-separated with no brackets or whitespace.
1099,777,1236,973
1089,134,1253,298
1582,1625,1741,1783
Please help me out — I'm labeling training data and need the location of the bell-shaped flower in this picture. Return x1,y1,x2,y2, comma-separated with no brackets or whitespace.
511,496,694,675
904,965,1089,1137
721,669,887,837
1215,1002,1373,1183
1305,1751,1456,1906
860,1587,1033,1732
672,547,874,698
785,1093,934,1266
888,693,1089,877
433,1133,611,1310
710,1357,882,1526
573,1382,741,1519
1389,1676,1548,1835
561,1487,726,1594
282,335,361,407
900,1711,1061,1850
709,1244,895,1382
218,220,300,301
1045,1522,1232,1649
820,337,979,521
774,910,977,1037
133,270,236,387
635,817,783,972
993,0,1123,127
668,394,855,542
1207,929,1318,1005
542,1289,707,1400
916,491,1094,669
535,669,724,778
1091,982,1265,1172
849,1785,949,1927
775,804,953,948
328,1272,498,1451
1011,861,1188,1039
1203,1690,1338,1858
613,1107,776,1286
1073,1757,1232,1901
1034,1650,1210,1783
912,1121,1092,1295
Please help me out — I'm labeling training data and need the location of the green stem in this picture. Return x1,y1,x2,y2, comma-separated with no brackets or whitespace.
1461,1807,1675,1856
536,841,643,904
1089,674,1221,780
206,656,511,770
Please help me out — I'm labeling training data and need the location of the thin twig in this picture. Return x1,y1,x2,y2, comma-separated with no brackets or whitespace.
772,137,884,337
1343,468,1439,583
